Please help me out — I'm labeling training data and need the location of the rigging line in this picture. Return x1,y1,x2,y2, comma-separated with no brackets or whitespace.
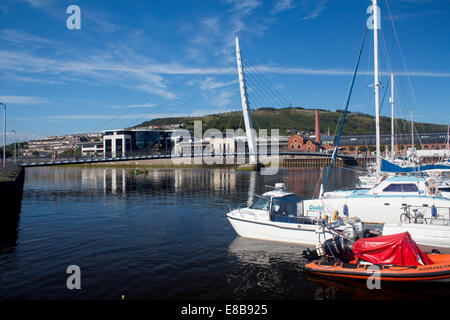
379,77,390,114
88,101,158,134
240,54,290,107
323,27,367,193
127,92,201,129
244,71,285,114
87,73,207,133
245,73,281,109
248,67,290,109
126,73,234,129
244,69,287,109
384,0,420,116
242,73,274,108
380,29,394,75
241,62,286,108
247,80,281,112
123,71,236,129
238,113,243,130
240,55,284,106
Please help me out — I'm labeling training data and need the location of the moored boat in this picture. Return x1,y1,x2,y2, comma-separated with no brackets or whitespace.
305,255,450,282
304,231,450,282
226,183,340,245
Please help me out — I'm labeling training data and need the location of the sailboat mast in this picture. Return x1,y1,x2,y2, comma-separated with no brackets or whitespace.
235,37,257,165
372,0,381,176
390,73,395,162
411,111,415,160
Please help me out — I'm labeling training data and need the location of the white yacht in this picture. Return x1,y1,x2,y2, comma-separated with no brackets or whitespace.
304,175,450,224
357,159,450,198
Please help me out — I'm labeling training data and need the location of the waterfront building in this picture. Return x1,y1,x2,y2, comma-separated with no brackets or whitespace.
102,128,175,158
80,141,104,157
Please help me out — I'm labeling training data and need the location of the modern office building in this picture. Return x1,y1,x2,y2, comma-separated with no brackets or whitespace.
102,128,174,158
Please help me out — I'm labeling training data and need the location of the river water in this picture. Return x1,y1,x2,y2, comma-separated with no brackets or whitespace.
0,167,449,300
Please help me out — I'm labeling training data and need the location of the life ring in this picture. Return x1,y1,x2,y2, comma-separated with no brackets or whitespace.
428,184,439,196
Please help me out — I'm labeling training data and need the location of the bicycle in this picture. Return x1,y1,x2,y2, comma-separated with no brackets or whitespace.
400,205,426,224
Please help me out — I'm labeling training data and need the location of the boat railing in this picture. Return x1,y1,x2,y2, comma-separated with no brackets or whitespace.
400,205,450,226
235,208,258,220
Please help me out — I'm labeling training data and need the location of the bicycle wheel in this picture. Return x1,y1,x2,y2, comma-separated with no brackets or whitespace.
400,213,410,223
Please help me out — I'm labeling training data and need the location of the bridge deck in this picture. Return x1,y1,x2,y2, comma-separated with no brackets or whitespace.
21,152,356,167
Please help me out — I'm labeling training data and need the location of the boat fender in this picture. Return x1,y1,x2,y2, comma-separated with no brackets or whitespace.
332,210,339,221
431,205,437,218
427,184,439,196
343,204,349,217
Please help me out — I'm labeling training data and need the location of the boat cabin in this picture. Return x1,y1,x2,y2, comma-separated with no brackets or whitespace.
370,176,440,197
249,184,318,225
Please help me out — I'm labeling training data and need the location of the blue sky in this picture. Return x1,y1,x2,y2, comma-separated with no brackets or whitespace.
0,0,449,142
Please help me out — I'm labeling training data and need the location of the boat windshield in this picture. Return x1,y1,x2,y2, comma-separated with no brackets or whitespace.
271,195,304,216
250,197,270,210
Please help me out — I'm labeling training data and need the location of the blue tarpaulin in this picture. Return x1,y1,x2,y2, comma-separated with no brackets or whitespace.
380,159,450,173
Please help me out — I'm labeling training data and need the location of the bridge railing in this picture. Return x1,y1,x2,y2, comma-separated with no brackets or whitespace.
0,161,22,180
20,150,357,167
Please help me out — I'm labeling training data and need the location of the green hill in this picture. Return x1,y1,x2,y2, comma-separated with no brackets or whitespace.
134,107,447,136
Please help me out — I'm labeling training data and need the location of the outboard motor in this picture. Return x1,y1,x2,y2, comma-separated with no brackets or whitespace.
303,235,354,262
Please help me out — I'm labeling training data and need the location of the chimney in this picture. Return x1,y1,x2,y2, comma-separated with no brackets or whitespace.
315,109,321,144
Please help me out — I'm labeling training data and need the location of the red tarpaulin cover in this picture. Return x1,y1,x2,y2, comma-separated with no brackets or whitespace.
352,232,433,266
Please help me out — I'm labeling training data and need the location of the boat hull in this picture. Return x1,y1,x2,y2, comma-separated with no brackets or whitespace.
305,254,450,282
226,214,324,246
382,223,450,248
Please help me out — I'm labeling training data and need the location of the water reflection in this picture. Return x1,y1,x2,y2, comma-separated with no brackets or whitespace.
2,166,371,300
228,237,309,266
226,237,312,299
25,167,358,204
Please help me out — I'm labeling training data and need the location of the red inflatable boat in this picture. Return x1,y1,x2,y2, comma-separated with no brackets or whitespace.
305,232,450,282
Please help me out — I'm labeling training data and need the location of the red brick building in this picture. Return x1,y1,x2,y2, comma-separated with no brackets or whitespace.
288,134,322,152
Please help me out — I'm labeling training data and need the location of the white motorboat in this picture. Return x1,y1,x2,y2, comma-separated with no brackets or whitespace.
226,183,337,245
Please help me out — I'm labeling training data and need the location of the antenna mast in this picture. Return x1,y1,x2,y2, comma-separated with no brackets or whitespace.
390,73,395,162
235,37,257,165
372,0,381,176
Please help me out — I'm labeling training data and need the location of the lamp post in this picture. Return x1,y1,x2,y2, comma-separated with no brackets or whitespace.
11,130,16,164
0,102,5,168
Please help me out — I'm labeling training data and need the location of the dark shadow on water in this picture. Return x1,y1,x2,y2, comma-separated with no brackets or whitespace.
0,168,25,251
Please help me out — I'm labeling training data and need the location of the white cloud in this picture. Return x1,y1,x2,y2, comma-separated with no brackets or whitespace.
298,0,329,21
0,29,57,46
272,0,296,14
103,103,156,109
200,77,237,90
215,90,234,107
226,0,261,14
0,95,50,105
